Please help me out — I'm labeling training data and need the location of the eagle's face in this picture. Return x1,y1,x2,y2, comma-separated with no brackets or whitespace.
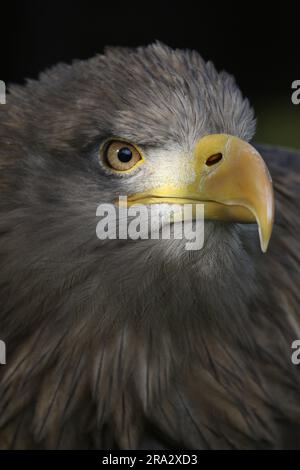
0,43,280,449
1,43,273,336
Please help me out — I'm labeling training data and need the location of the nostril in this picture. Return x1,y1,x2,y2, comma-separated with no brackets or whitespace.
205,153,223,166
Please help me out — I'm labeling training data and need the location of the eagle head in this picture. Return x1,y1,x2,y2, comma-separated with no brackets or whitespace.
0,43,280,449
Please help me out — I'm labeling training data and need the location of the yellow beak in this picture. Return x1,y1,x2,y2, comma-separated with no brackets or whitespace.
124,134,274,252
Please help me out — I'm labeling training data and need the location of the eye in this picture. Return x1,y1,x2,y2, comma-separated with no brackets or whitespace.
102,140,143,172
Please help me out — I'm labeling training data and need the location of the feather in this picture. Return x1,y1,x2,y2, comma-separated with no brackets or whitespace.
0,44,299,449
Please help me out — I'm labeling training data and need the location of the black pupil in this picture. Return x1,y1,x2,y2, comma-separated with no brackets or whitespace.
118,147,132,163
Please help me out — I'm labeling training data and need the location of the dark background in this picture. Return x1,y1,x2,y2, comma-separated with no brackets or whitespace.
1,0,299,148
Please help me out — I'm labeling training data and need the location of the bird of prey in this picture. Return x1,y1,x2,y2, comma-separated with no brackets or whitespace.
0,43,299,450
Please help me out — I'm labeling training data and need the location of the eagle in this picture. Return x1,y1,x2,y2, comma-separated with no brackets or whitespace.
0,43,299,450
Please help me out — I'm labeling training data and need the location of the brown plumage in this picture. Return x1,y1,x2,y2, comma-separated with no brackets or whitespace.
0,43,299,449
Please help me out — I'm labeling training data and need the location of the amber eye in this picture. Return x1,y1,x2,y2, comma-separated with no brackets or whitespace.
103,140,143,172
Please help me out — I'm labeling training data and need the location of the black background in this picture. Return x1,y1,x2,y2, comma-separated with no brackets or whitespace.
1,1,297,94
0,1,299,146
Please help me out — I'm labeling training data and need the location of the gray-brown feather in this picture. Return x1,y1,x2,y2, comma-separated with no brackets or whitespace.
0,43,299,449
